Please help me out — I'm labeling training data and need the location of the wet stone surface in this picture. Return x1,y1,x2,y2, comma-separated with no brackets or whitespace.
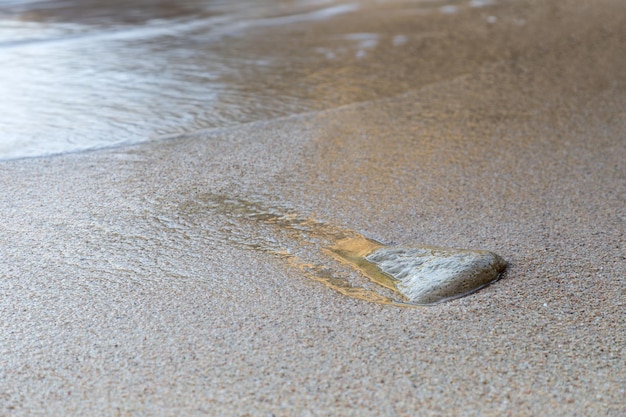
329,237,506,306
366,246,507,305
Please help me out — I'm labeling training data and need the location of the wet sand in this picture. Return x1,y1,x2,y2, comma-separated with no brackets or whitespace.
1,0,625,415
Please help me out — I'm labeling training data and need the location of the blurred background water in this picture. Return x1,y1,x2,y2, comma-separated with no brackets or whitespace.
0,0,498,160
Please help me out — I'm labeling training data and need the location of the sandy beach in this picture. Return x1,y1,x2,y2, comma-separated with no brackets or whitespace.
1,0,625,415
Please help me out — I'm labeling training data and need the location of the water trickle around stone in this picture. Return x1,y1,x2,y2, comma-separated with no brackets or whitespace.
176,193,506,306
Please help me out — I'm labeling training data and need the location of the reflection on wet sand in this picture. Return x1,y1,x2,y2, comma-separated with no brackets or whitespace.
177,193,505,306
176,192,410,306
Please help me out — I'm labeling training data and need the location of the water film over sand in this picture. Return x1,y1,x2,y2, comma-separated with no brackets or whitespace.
176,193,506,306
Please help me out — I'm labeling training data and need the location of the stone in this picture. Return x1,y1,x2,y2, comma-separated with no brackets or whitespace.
365,245,507,305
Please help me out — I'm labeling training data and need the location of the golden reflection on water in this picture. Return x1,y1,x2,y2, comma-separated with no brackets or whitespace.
178,193,420,307
286,255,415,308
326,236,396,292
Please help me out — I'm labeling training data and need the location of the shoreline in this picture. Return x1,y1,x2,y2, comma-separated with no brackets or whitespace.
1,0,625,415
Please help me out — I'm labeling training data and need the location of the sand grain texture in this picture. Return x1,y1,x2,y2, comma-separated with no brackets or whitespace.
1,0,625,415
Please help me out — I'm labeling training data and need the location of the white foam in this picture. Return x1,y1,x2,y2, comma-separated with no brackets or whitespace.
392,35,408,46
470,0,496,8
440,5,459,14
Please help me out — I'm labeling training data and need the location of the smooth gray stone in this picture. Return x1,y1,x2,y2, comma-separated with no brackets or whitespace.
365,246,506,305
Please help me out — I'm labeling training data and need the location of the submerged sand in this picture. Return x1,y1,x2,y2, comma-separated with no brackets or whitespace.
1,0,625,415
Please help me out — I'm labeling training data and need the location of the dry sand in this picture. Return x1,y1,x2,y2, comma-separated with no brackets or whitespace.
1,0,625,415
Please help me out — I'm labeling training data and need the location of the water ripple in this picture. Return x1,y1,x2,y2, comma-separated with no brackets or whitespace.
0,0,483,160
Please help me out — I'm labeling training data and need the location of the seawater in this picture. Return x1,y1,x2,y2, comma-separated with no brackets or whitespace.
0,0,363,160
0,0,498,160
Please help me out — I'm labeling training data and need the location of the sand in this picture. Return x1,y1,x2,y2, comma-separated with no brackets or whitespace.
1,0,625,415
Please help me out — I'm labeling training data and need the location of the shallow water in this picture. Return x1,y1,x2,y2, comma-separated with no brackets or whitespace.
0,0,349,159
173,192,410,306
0,0,501,160
166,193,505,306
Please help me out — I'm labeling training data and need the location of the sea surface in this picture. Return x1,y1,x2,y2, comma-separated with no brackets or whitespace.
0,0,498,160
